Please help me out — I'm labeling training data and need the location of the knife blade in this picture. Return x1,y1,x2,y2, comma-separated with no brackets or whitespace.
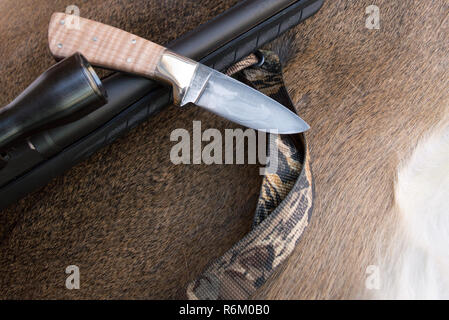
48,12,309,134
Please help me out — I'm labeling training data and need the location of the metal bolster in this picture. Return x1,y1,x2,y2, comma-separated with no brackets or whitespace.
154,51,198,105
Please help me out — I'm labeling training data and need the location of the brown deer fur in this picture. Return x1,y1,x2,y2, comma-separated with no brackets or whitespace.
0,0,448,299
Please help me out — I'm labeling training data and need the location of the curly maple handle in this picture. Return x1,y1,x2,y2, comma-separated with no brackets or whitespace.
48,12,166,78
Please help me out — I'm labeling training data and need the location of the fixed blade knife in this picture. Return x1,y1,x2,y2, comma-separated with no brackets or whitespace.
48,12,309,134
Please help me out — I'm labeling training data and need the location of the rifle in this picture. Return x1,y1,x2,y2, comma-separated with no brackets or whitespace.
0,0,324,210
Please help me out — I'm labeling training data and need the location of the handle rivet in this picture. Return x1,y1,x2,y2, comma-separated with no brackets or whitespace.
127,58,133,63
92,37,98,42
60,20,65,25
131,39,136,44
57,43,63,49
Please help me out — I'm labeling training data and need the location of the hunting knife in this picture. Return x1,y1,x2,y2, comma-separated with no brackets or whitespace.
48,13,309,134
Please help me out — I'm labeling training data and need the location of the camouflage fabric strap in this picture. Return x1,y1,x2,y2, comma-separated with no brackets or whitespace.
187,51,314,300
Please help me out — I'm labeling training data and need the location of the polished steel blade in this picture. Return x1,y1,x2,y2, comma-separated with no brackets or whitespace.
182,64,310,134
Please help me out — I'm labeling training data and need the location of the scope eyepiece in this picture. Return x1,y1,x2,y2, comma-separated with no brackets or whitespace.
0,53,107,150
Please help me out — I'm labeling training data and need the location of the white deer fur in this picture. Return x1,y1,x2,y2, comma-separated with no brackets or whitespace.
372,123,449,299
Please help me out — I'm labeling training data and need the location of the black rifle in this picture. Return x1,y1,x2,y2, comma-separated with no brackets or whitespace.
0,0,324,210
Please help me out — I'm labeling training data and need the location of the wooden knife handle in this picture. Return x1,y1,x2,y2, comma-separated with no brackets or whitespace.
48,12,166,78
